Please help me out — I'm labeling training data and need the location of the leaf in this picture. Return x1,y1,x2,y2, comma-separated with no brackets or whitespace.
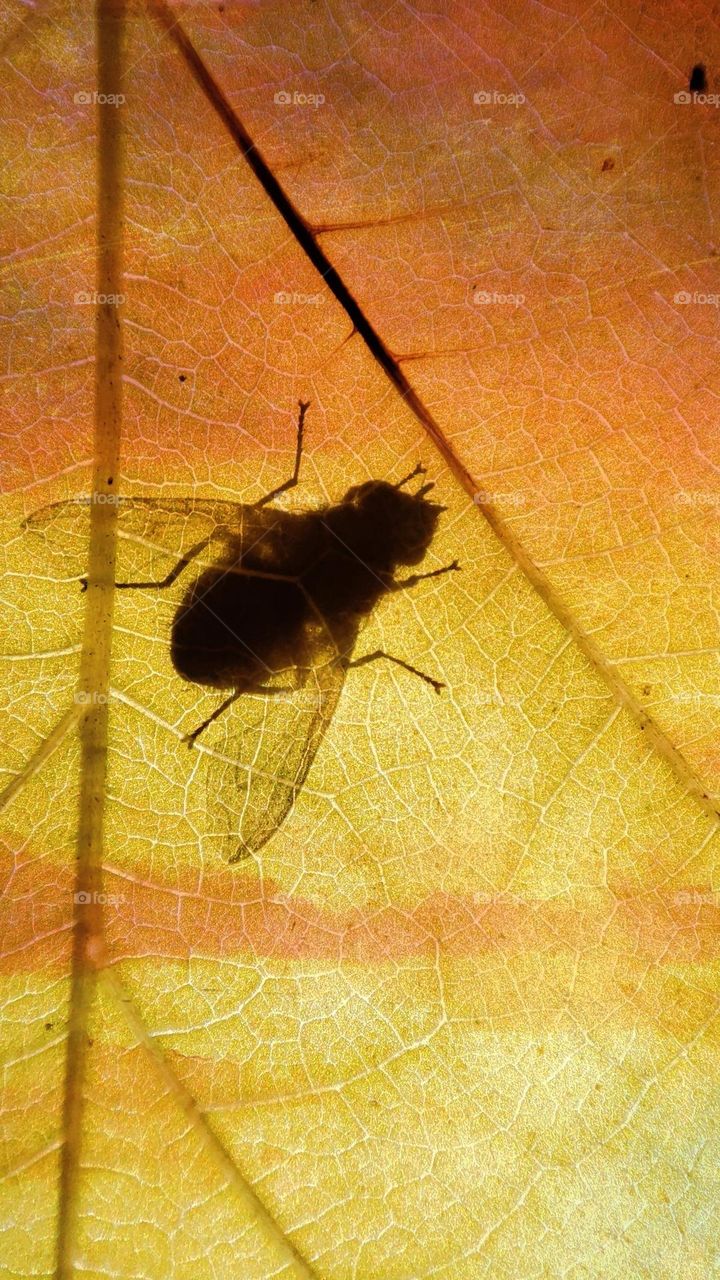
2,2,719,1278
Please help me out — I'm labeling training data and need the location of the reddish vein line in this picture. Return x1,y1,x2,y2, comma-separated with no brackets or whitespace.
147,0,720,831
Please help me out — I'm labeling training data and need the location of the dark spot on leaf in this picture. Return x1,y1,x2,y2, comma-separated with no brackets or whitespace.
179,374,187,382
45,1022,53,1030
642,685,651,697
601,157,614,172
689,64,707,93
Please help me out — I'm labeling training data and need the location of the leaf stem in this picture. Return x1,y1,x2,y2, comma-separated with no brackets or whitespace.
55,2,125,1275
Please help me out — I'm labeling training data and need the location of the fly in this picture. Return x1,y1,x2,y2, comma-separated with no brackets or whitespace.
25,402,460,860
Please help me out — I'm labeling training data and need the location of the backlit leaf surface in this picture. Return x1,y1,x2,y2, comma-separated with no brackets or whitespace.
1,2,719,1277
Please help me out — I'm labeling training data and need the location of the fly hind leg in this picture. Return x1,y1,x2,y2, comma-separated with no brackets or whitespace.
183,683,296,746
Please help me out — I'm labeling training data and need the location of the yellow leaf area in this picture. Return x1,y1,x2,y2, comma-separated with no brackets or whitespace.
1,3,719,1279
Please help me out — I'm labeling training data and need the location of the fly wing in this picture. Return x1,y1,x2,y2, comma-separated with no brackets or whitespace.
24,493,340,860
23,495,247,580
206,651,347,862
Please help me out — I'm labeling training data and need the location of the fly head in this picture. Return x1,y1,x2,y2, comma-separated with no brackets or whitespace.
338,473,445,571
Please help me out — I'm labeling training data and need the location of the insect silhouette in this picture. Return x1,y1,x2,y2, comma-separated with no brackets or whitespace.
26,402,460,861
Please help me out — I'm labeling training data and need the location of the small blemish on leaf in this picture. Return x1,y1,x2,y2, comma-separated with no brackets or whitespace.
642,684,651,697
689,64,707,93
45,1022,53,1030
601,157,614,172
179,374,187,382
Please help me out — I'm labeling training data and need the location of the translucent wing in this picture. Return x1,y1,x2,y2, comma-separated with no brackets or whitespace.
24,493,344,862
23,495,245,579
207,649,347,862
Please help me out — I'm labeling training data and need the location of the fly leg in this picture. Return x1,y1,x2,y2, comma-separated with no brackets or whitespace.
393,462,426,489
343,651,445,693
183,684,295,746
388,560,461,591
393,464,447,505
255,400,310,508
182,688,244,746
80,534,220,592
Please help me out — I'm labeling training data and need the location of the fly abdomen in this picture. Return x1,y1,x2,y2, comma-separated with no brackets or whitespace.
171,567,309,689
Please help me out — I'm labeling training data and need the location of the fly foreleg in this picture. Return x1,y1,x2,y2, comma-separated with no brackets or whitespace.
388,560,460,591
255,400,310,508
